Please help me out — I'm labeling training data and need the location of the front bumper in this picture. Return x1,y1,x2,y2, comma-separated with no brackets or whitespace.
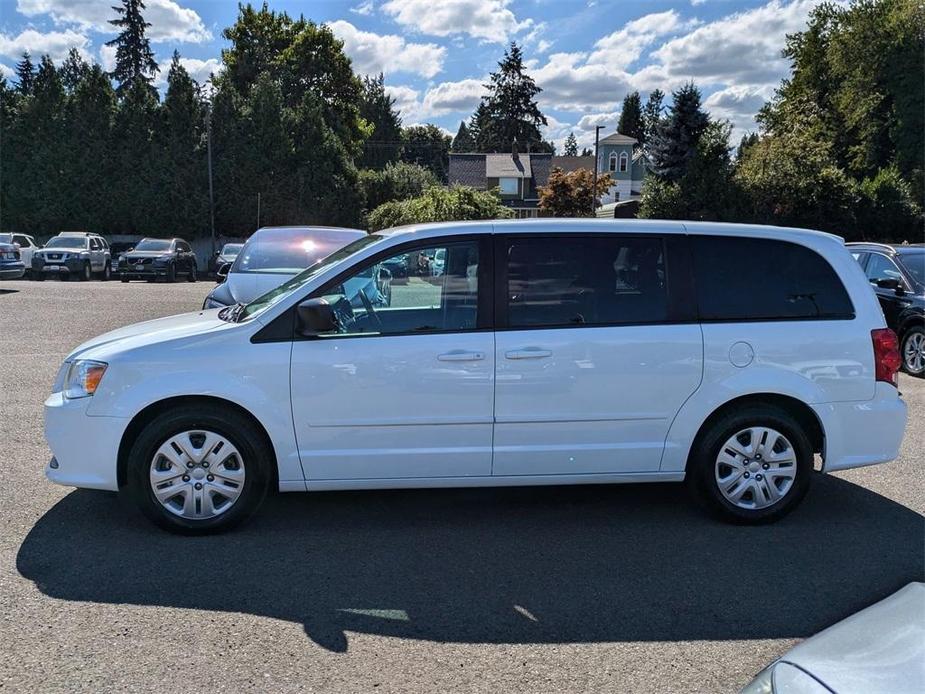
119,263,170,279
0,263,25,279
813,381,908,472
33,257,83,274
44,392,128,491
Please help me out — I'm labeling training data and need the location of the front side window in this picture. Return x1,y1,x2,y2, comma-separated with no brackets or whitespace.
313,241,480,337
505,236,668,328
499,178,518,195
898,251,924,286
865,253,905,287
692,236,854,321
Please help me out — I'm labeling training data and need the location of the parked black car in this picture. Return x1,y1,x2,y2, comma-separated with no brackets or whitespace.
118,237,198,283
848,242,925,376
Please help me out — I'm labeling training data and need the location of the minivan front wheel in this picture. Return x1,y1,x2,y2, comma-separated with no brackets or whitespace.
690,406,812,524
125,406,271,534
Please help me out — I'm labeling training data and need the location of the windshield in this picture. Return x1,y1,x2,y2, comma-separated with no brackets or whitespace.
231,228,363,274
0,234,11,244
899,251,924,286
221,243,243,257
134,239,173,252
239,234,385,321
45,236,87,249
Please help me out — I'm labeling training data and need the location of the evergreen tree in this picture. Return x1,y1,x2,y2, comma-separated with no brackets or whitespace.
110,77,159,231
60,48,90,93
580,146,592,156
617,91,644,145
563,132,578,156
642,89,664,150
649,83,709,182
106,0,159,95
451,121,476,152
475,42,548,152
358,73,402,169
401,124,452,181
14,52,35,95
735,132,760,161
468,102,490,151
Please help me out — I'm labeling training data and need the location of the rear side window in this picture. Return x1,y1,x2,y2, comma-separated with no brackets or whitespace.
692,236,854,321
505,236,669,328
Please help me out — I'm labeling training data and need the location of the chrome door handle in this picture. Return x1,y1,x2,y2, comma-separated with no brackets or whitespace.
505,348,552,360
437,350,485,361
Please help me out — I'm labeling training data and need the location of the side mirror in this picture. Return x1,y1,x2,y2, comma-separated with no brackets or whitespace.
875,278,904,294
217,263,231,282
297,298,337,336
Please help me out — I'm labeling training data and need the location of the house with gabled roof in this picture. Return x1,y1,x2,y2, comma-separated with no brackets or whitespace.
596,132,651,204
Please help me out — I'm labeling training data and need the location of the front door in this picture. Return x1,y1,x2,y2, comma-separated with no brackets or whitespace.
290,237,494,480
492,233,702,476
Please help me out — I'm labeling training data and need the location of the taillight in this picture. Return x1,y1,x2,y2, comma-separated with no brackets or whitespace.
872,328,901,386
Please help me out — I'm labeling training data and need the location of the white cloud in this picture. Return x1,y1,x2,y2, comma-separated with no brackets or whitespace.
422,78,484,115
650,0,826,86
351,1,375,15
99,43,116,72
536,39,553,53
384,84,422,121
0,28,90,63
328,20,445,79
16,0,211,43
381,0,531,44
588,11,687,67
576,111,621,131
153,56,223,88
703,84,774,141
0,63,15,80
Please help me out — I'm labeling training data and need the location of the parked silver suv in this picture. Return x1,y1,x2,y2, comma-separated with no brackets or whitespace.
32,232,112,281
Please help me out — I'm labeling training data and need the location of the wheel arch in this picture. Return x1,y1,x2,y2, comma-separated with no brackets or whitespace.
685,393,825,471
116,395,279,490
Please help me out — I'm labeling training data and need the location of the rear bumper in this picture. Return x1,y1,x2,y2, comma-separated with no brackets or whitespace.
813,382,908,472
0,264,25,279
44,392,127,491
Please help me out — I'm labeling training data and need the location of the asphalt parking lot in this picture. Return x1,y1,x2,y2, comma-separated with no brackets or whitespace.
1,278,922,693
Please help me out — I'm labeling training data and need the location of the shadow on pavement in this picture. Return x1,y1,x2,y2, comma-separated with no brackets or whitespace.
17,476,924,652
0,288,19,295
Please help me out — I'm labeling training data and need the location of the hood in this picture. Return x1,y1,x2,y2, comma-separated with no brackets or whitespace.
0,242,15,252
66,309,233,362
225,271,295,304
781,582,924,693
122,250,172,260
38,247,86,255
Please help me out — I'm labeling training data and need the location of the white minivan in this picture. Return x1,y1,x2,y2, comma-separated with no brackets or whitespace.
43,220,907,533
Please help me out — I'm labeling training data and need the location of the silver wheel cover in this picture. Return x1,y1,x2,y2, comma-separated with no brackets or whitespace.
149,430,245,519
904,332,925,373
714,426,797,510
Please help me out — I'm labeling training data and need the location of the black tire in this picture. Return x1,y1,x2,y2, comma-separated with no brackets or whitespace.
100,261,111,281
187,263,198,282
32,272,44,281
120,274,129,283
688,405,813,524
124,405,272,534
900,325,925,377
80,261,91,281
166,264,176,283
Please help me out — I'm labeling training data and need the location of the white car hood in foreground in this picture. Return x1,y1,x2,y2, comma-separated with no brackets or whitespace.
66,310,231,362
225,271,295,304
779,582,925,693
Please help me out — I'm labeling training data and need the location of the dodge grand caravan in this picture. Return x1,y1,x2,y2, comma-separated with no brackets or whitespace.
43,220,907,533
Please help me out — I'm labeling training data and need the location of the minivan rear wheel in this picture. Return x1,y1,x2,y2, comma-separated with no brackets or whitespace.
689,405,812,524
125,405,271,534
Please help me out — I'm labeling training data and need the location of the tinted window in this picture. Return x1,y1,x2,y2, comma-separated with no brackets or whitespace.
505,236,668,328
899,251,924,286
45,236,86,249
177,241,191,252
693,236,853,321
865,252,905,286
233,228,363,274
316,242,480,336
90,238,101,250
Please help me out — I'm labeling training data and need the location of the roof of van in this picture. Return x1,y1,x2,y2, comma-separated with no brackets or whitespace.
378,218,845,245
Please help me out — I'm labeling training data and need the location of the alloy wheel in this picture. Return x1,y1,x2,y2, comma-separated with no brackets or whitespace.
903,332,925,374
714,426,797,510
149,430,246,519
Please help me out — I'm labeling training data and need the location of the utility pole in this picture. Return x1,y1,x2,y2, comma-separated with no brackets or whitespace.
206,103,216,256
592,124,606,216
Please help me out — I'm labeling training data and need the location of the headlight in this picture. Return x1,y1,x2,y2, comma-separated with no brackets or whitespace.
63,360,108,399
59,253,70,260
154,255,171,264
203,296,227,309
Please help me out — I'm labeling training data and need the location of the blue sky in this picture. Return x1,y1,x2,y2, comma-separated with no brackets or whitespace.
0,0,827,150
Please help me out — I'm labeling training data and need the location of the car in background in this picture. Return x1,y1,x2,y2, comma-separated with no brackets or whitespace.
0,240,26,280
203,226,365,309
32,232,112,281
118,238,198,283
741,582,924,693
848,242,924,377
108,242,136,266
0,233,39,276
208,242,244,278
